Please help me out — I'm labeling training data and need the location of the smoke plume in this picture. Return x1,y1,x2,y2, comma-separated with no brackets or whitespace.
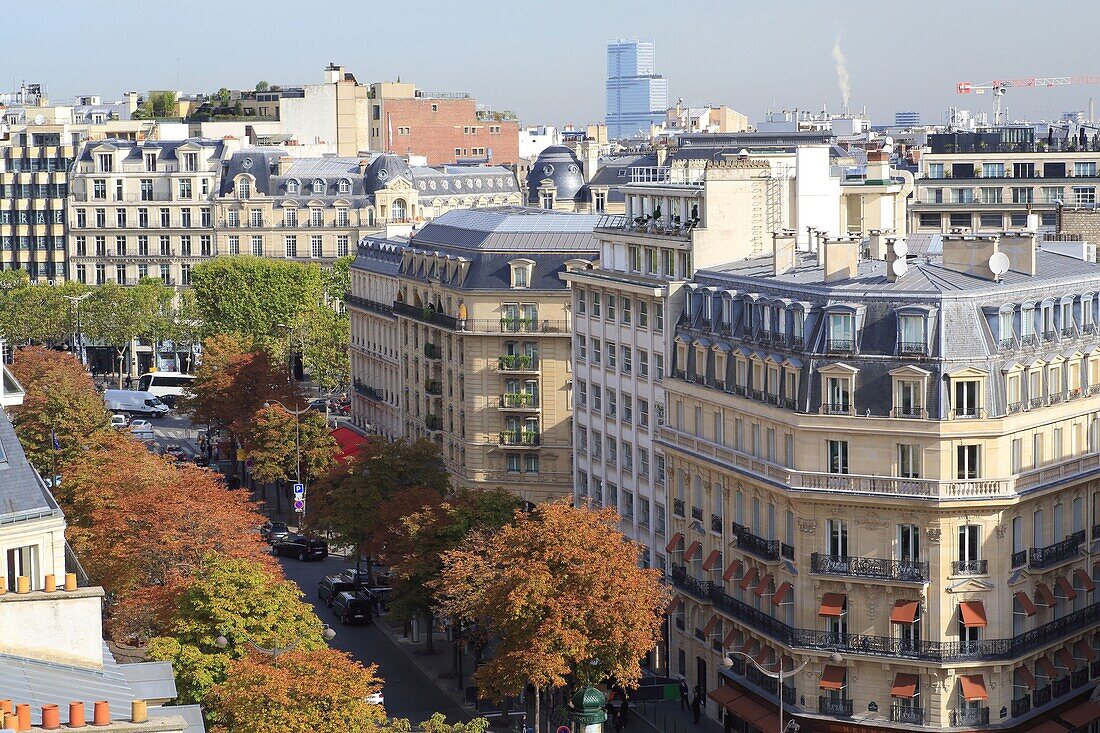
831,39,851,111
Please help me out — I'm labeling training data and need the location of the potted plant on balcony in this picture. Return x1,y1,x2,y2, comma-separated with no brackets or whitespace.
515,354,532,369
499,354,516,369
520,430,538,445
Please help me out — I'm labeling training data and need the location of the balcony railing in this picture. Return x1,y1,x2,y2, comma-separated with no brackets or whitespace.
1029,530,1085,569
499,430,540,447
711,514,723,534
499,393,538,409
823,402,851,415
345,294,393,316
732,523,780,562
497,354,538,371
353,381,383,401
810,553,928,583
425,380,442,396
393,300,459,329
898,341,926,355
424,343,442,360
892,406,925,418
952,708,989,727
818,697,853,717
1011,550,1027,569
826,339,854,353
691,506,703,521
951,559,988,575
1011,695,1031,718
673,498,685,517
670,565,710,601
999,337,1015,350
891,704,924,725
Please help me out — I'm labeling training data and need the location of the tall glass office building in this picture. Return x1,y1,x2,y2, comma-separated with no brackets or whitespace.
606,39,668,140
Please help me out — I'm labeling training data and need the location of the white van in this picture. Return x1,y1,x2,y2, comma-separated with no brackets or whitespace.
137,371,195,407
104,389,169,417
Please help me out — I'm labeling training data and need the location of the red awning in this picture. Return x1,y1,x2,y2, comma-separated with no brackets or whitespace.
959,674,988,701
702,615,720,636
1056,647,1076,670
707,685,739,707
684,541,702,562
818,592,847,617
753,646,773,667
702,549,722,571
959,600,988,627
1036,583,1057,607
1014,590,1037,617
722,628,741,649
722,560,742,581
665,532,684,553
710,687,776,730
741,638,760,657
331,426,369,463
819,665,847,690
1032,721,1070,733
772,582,793,606
1015,666,1037,690
1057,575,1079,600
1059,700,1100,728
753,573,774,597
1075,640,1098,661
891,673,919,698
1037,656,1057,678
667,597,683,614
739,566,760,590
890,600,920,624
1076,568,1096,593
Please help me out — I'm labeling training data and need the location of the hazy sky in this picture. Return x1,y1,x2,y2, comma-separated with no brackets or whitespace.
9,1,1100,127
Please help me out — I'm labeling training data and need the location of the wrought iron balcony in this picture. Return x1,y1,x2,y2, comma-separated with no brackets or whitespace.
1011,550,1027,569
823,402,851,415
424,343,442,360
891,704,924,725
1033,686,1052,707
1043,329,1058,342
732,523,780,562
1011,695,1030,718
952,708,989,727
498,354,538,371
673,498,685,517
810,553,928,583
670,565,711,601
898,341,926,354
951,559,988,575
393,300,459,329
818,697,853,717
826,339,854,353
499,392,538,409
499,430,540,447
1029,530,1085,569
892,406,925,418
998,337,1015,350
711,514,723,534
425,380,442,396
691,506,703,521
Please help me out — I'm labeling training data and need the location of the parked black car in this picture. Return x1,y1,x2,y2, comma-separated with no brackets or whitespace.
272,534,329,561
317,569,371,607
260,521,290,544
333,590,374,625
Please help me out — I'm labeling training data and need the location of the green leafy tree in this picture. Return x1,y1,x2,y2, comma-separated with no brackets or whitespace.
390,714,490,733
300,304,349,391
239,404,338,484
148,552,328,704
0,282,72,345
215,87,232,107
82,281,173,384
255,81,270,92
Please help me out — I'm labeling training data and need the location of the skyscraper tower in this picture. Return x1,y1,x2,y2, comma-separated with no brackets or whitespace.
606,39,668,140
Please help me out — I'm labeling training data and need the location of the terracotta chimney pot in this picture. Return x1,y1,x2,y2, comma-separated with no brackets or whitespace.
4,713,17,730
0,702,10,716
14,704,28,730
91,701,109,727
0,578,6,595
43,574,56,593
15,576,28,594
41,704,60,729
130,701,147,724
64,573,77,592
68,701,85,728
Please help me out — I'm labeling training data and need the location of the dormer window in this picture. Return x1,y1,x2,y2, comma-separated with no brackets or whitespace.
181,152,198,172
144,152,158,172
338,178,351,194
312,179,325,195
898,314,926,355
827,313,855,352
96,153,113,173
509,259,534,289
286,179,300,195
237,178,251,199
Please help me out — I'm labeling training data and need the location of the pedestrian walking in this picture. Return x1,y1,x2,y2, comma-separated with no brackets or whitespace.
612,709,624,733
124,374,133,389
619,696,629,729
691,690,702,724
679,679,689,710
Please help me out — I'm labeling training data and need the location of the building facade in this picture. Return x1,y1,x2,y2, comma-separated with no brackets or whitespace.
68,139,227,286
606,39,668,140
911,128,1100,235
662,230,1100,733
348,207,599,502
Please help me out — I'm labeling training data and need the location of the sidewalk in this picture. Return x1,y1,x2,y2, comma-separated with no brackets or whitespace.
629,698,724,733
373,616,481,717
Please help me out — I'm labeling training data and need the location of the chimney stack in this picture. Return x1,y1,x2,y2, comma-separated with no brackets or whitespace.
999,231,1037,275
866,228,895,260
885,237,908,283
941,233,1003,281
772,229,797,276
277,156,293,176
822,236,861,283
866,149,891,183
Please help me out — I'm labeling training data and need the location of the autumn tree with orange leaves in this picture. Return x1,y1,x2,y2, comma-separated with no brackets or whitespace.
433,500,668,732
60,432,274,641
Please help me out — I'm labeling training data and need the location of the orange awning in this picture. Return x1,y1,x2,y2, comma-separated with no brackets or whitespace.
753,646,773,666
959,674,988,701
722,560,742,581
702,615,720,636
1059,700,1100,728
684,541,702,562
713,689,776,729
702,549,722,571
741,638,760,657
890,600,920,624
1076,568,1096,593
707,685,739,707
891,673,919,698
667,597,683,614
1038,656,1057,678
739,566,760,590
959,600,988,627
723,628,741,649
753,573,774,597
1036,583,1057,607
772,582,793,606
1014,590,1037,617
819,665,847,690
1016,666,1037,690
1056,647,1076,670
1075,640,1098,661
665,532,684,553
1057,575,1079,600
818,592,847,617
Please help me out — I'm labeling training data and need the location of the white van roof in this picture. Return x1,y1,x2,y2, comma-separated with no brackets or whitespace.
142,371,194,378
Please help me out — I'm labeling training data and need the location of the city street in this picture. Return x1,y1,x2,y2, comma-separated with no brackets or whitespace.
277,554,470,724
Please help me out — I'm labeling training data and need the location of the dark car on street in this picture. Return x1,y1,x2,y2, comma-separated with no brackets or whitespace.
272,534,329,561
332,590,374,625
317,569,372,607
260,521,290,544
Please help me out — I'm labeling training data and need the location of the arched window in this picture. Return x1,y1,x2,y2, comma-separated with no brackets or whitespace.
286,179,299,195
338,178,351,194
312,178,325,195
391,199,407,222
237,178,251,199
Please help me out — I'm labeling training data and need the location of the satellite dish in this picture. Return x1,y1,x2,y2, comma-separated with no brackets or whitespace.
33,114,45,125
892,239,909,257
891,258,908,278
884,136,894,147
988,252,1010,277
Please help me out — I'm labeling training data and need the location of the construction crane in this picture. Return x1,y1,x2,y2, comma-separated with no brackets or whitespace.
956,76,1100,126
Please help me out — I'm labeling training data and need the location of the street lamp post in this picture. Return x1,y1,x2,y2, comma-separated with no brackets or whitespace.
721,651,841,733
264,399,310,521
214,626,336,668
